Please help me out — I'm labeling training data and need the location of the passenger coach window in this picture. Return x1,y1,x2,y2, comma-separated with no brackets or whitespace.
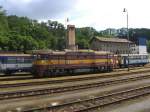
1,58,7,64
7,57,16,64
17,58,24,63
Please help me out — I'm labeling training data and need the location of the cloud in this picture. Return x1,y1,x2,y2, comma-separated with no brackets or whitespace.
1,0,150,30
2,0,78,20
69,0,150,30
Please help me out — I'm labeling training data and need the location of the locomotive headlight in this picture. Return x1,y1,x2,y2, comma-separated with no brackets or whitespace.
116,60,119,64
51,102,59,106
41,60,44,63
40,60,48,65
41,60,46,65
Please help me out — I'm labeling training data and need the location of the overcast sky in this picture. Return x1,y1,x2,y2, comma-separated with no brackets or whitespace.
1,0,150,30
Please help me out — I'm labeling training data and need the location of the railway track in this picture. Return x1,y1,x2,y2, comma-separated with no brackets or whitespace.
23,85,150,112
0,66,149,82
1,68,150,89
0,73,31,77
0,73,33,81
0,74,150,101
0,76,33,81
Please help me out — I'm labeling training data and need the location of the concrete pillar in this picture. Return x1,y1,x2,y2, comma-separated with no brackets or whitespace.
66,25,76,50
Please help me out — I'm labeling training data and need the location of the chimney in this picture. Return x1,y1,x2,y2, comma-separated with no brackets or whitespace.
66,25,76,50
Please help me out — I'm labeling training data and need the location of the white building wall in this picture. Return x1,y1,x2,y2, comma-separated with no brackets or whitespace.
139,45,147,54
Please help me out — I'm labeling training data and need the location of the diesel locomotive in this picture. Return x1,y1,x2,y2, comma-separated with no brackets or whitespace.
32,50,118,77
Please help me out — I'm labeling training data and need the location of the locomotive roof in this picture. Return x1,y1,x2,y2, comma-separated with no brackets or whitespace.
30,49,112,55
34,50,112,55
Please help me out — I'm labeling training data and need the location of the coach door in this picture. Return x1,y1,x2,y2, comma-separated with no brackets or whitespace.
1,57,7,71
0,57,3,72
16,57,23,69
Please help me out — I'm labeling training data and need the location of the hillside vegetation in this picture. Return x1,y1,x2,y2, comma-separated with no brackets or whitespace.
0,7,150,52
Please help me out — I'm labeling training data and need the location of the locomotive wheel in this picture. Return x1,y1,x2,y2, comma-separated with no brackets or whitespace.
32,70,44,78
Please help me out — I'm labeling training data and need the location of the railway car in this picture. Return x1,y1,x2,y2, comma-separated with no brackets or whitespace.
32,50,118,77
0,54,33,74
118,54,149,68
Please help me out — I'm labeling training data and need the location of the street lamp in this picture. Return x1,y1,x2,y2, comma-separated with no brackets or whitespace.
123,8,130,71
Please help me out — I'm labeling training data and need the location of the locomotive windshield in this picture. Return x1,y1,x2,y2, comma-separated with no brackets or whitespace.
36,54,49,60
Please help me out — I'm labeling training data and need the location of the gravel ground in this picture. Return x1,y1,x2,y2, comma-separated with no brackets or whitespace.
0,72,149,93
99,94,150,112
1,78,150,111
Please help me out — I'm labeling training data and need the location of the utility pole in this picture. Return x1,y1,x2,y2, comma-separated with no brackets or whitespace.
123,8,130,71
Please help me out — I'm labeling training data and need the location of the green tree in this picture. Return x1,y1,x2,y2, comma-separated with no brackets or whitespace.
0,34,9,50
76,27,97,49
0,6,9,33
21,36,38,52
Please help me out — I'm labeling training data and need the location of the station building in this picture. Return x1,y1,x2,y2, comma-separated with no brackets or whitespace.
90,36,133,54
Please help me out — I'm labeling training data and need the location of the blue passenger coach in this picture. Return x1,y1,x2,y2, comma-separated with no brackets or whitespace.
119,54,149,67
0,54,33,74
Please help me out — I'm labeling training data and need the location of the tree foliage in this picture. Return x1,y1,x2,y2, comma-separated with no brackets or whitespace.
76,27,98,49
0,7,68,52
0,6,150,52
0,6,9,33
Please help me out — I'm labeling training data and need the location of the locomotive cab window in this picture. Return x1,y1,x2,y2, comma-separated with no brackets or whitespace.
32,55,38,60
37,54,49,60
